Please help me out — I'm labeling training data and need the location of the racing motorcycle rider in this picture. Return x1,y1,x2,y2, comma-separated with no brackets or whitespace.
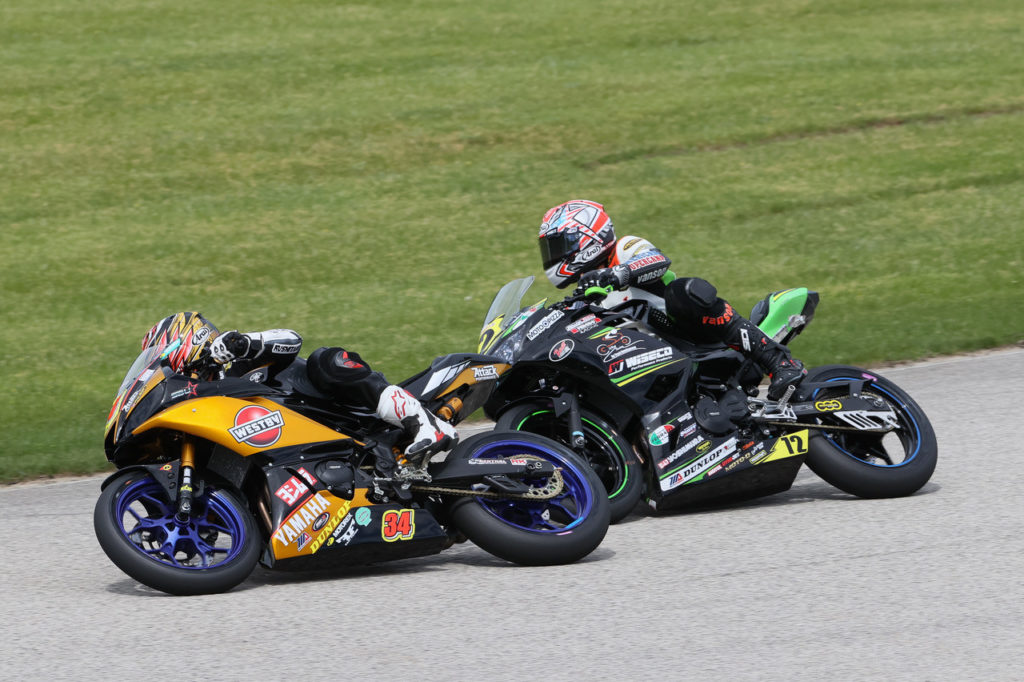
140,312,458,473
537,199,806,400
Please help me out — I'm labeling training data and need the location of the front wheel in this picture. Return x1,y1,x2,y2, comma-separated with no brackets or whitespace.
446,431,610,565
94,470,261,595
495,404,642,523
802,365,938,498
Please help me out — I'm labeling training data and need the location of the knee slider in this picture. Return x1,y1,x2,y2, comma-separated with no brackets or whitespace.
684,278,718,309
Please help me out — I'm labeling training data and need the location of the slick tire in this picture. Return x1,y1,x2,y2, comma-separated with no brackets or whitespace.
446,431,610,565
496,403,642,523
802,365,938,498
95,471,261,595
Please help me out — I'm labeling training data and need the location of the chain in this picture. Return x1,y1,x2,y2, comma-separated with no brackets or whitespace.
410,456,565,501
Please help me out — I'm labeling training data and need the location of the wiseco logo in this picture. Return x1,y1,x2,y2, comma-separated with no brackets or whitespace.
229,406,284,447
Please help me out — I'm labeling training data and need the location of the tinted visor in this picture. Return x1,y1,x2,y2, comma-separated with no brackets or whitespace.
539,232,578,271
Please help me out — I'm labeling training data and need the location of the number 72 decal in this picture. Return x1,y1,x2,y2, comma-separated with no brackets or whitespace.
381,509,416,542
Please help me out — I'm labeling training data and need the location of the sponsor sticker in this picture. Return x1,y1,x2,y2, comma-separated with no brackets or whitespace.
274,476,309,506
649,424,675,446
815,399,843,412
660,439,738,491
169,382,199,400
122,391,142,413
229,406,284,447
296,467,317,486
329,515,358,546
549,338,575,362
657,435,705,469
311,512,330,532
472,365,499,381
273,492,332,546
566,314,600,335
623,347,673,370
627,254,667,271
526,310,564,341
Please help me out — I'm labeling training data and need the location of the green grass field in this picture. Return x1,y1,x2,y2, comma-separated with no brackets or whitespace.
3,0,1022,481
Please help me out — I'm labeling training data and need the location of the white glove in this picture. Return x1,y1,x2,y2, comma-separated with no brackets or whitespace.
209,331,252,365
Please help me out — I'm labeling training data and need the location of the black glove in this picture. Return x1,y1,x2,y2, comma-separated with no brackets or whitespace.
579,266,627,291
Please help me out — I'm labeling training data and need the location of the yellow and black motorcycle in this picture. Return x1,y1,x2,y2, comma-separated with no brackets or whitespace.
96,338,609,595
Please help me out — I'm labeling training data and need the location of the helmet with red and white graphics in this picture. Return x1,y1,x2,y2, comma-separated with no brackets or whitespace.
538,199,616,288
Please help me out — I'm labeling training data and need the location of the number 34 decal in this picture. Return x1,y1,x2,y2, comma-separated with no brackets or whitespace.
381,509,416,542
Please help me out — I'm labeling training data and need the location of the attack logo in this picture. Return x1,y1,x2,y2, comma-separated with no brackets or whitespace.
229,405,284,447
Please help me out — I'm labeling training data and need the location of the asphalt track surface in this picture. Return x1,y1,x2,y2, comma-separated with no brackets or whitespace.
2,349,1021,681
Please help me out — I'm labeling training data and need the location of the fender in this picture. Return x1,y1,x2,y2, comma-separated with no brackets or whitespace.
99,462,177,493
132,396,350,455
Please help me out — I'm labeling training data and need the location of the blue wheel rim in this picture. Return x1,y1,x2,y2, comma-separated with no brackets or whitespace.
115,478,248,569
815,377,922,468
471,439,595,533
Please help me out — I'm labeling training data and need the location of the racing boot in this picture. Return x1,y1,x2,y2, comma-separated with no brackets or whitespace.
723,317,807,400
375,385,459,475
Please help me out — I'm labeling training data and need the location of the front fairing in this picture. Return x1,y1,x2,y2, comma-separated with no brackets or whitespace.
103,344,297,457
481,277,691,417
105,347,172,446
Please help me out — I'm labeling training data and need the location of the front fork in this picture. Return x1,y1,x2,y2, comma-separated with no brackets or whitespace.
174,436,197,525
553,391,586,451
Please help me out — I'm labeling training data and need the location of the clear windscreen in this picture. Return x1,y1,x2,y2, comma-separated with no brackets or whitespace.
117,346,162,395
482,276,535,332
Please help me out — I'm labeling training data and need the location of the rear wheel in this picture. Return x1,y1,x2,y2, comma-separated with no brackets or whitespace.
496,404,642,523
94,470,261,595
802,365,937,498
446,431,610,565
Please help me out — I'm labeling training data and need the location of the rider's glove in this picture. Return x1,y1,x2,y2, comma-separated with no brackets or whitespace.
209,331,252,365
579,266,628,291
375,385,459,468
402,410,459,466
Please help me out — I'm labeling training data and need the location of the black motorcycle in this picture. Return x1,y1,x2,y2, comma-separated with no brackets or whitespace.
479,276,938,522
96,334,609,595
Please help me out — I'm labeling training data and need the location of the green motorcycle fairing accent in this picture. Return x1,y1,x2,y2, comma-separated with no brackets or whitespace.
517,410,630,498
756,287,810,339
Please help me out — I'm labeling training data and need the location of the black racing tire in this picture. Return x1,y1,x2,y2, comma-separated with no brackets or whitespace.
94,470,261,595
802,365,938,498
446,431,610,565
495,403,642,523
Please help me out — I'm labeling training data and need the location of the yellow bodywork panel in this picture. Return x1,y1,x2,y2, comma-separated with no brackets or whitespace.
132,396,350,456
760,429,811,464
270,488,376,560
437,363,511,397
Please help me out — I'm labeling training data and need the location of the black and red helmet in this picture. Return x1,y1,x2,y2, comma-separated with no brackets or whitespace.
538,200,616,288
